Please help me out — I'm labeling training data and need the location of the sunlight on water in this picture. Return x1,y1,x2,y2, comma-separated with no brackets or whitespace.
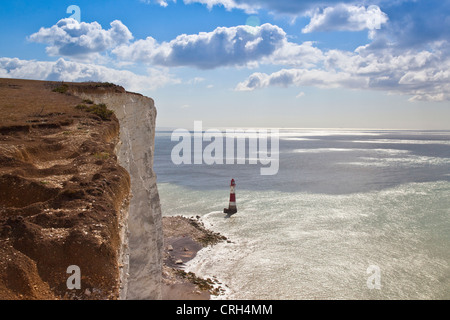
155,129,450,299
159,182,450,299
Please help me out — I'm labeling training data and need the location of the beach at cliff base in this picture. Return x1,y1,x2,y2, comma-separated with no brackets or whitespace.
161,215,229,300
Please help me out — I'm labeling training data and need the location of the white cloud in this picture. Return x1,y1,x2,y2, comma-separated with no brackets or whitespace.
188,77,206,84
236,68,366,91
139,0,173,7
236,41,450,101
264,40,325,67
184,0,256,12
22,1,450,102
367,1,450,51
28,18,133,60
302,4,388,33
141,0,257,13
148,0,388,15
0,57,179,92
143,0,405,18
113,23,286,69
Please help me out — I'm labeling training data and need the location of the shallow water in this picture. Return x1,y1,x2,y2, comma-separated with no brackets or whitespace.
155,129,450,299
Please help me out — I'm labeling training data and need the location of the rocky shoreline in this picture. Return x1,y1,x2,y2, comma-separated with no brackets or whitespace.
161,215,229,300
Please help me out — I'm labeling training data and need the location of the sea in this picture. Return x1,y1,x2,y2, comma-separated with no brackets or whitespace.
154,128,450,300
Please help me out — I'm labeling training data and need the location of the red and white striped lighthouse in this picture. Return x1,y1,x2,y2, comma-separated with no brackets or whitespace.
224,179,237,215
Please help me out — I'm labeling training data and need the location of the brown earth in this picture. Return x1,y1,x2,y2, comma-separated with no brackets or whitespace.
0,78,131,300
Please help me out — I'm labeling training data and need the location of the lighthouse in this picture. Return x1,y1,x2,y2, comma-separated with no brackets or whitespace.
224,179,237,215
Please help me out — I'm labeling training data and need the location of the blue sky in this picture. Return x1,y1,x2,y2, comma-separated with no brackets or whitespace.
1,0,449,129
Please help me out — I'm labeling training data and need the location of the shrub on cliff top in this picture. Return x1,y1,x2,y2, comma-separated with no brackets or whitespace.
52,84,69,94
75,103,114,121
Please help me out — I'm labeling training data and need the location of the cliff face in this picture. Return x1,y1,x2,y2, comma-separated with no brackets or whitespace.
72,89,163,300
0,79,162,300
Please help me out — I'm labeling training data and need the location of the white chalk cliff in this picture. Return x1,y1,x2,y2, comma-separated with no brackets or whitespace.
73,90,163,300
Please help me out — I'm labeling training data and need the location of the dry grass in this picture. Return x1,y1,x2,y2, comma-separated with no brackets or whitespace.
0,79,83,126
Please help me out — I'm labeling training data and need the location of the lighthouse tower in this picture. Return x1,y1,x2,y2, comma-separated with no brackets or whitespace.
224,179,237,215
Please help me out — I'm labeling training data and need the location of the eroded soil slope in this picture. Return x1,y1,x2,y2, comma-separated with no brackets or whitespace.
0,79,130,300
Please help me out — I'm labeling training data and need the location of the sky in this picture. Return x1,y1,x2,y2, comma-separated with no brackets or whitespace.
0,0,449,129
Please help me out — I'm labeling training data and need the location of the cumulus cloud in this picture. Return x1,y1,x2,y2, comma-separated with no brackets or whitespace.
22,0,449,102
28,18,133,60
236,42,450,101
113,23,286,69
0,57,178,92
184,0,256,12
366,0,450,51
302,4,388,34
231,0,390,15
230,1,450,102
140,0,257,13
144,0,389,15
263,40,325,67
26,17,323,71
236,68,365,91
112,23,330,69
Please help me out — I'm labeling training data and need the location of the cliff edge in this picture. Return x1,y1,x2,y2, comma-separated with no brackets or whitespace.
0,79,162,300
